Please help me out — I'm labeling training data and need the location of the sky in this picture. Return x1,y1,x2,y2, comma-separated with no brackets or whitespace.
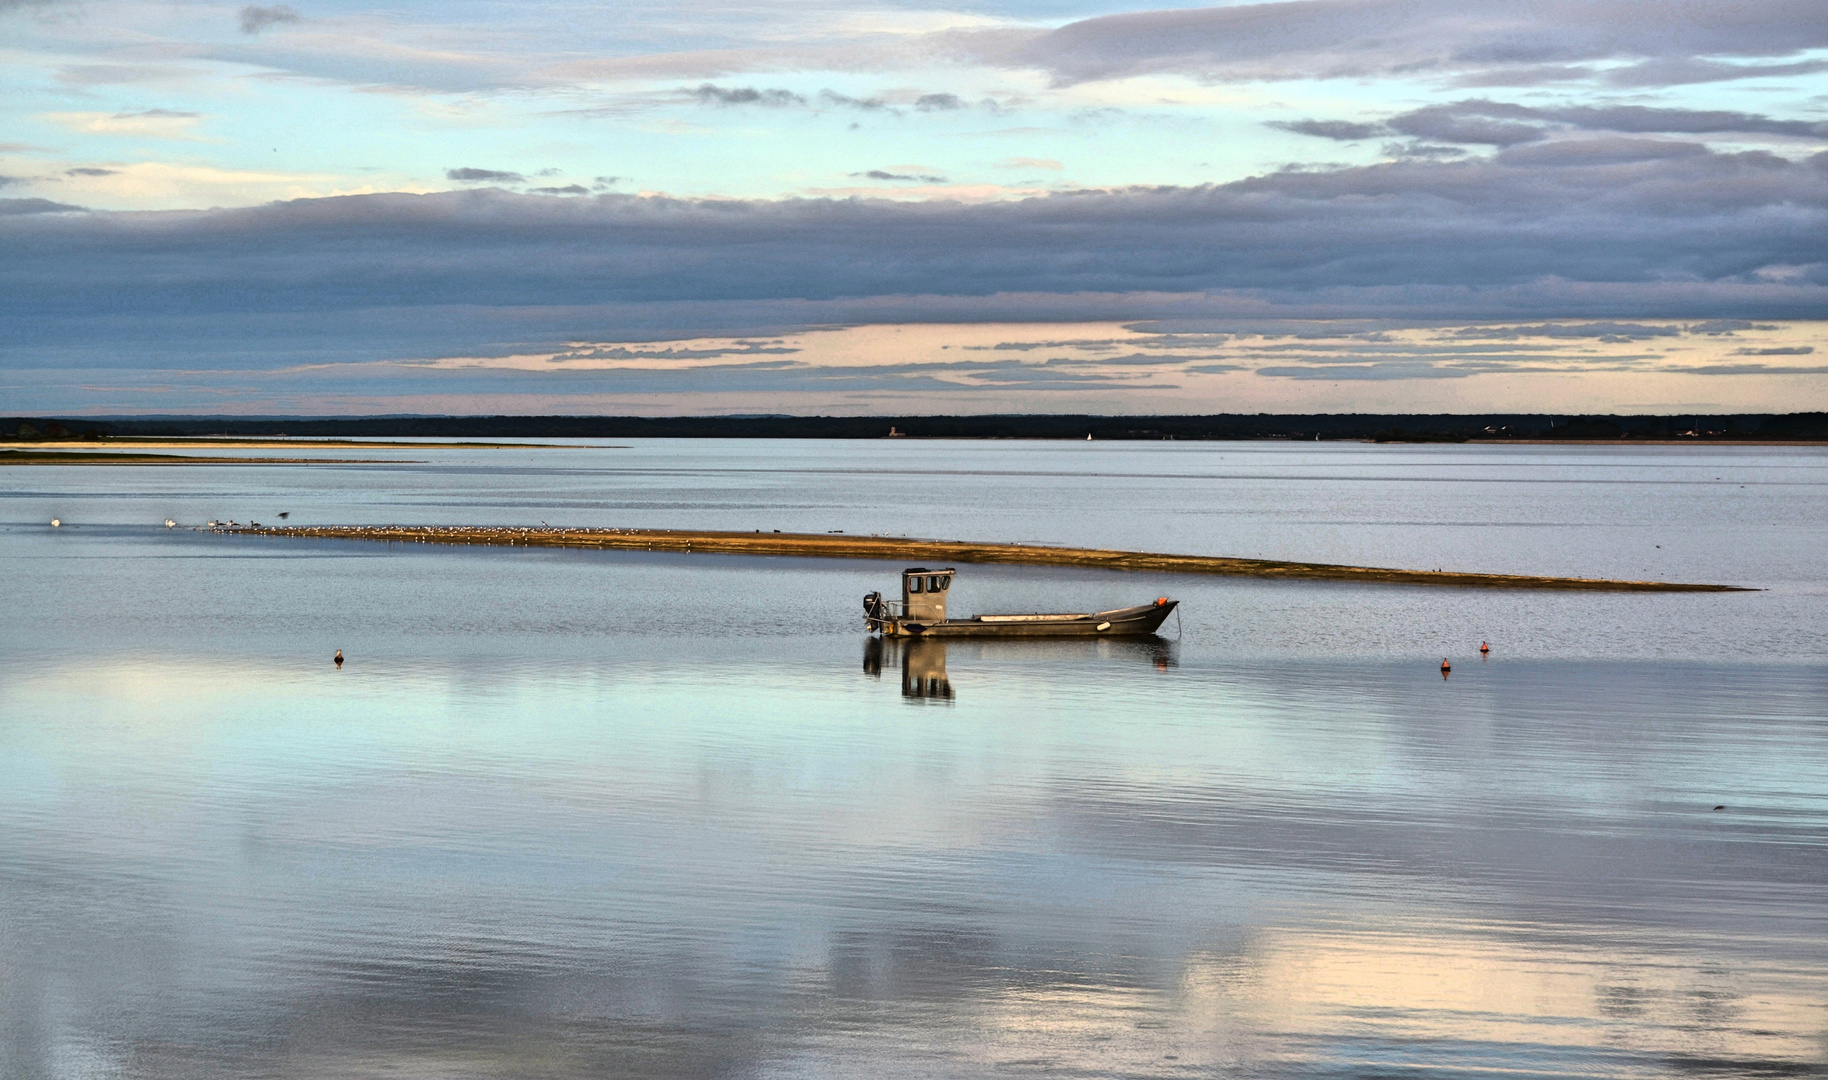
3,0,1827,415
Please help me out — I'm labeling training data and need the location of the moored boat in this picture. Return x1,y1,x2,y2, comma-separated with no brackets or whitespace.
863,567,1177,638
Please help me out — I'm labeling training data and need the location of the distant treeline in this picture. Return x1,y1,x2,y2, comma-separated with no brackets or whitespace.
8,413,1828,441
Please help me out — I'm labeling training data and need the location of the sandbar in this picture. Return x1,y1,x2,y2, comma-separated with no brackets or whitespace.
218,524,1748,591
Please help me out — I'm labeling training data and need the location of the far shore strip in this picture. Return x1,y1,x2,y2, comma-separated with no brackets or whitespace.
220,524,1746,591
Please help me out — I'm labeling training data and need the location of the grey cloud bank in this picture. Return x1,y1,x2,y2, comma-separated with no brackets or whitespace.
690,84,806,107
2,197,84,215
238,4,300,34
998,0,1828,85
447,167,525,183
3,144,1826,369
1284,100,1828,147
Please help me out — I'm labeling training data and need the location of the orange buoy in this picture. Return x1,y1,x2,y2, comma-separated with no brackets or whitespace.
1480,641,1490,654
1440,658,1451,673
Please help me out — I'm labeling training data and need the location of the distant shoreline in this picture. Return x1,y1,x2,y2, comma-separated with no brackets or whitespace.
219,524,1750,592
9,412,1827,443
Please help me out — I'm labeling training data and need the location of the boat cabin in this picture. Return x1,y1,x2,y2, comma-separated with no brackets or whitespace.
901,567,954,622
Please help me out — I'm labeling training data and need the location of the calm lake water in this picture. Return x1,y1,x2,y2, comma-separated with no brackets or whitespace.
3,441,1825,1078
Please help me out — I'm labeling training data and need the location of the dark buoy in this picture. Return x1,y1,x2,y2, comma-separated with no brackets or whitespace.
1713,804,1726,811
334,649,344,668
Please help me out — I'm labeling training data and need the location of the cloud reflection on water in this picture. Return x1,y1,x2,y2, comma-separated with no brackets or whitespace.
2,647,1824,1078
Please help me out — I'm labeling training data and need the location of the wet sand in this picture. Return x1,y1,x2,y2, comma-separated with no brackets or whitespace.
221,524,1746,591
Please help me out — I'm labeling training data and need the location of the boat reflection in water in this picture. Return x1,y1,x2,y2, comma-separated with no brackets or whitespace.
863,635,1177,703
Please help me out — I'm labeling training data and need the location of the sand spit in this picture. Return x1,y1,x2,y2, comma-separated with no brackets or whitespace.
217,525,1747,591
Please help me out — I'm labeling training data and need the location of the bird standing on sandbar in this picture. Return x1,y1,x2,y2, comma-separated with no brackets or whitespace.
334,650,344,667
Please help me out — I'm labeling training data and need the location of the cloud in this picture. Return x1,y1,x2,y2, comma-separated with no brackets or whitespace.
1280,100,1828,150
1687,319,1782,335
996,158,1064,171
991,0,1828,86
46,109,204,139
239,4,300,35
389,353,1174,394
4,144,1827,370
55,64,191,86
858,169,948,183
1680,363,1828,375
446,167,523,183
1732,345,1815,355
1254,363,1476,380
1270,119,1384,141
0,175,18,188
529,184,589,195
964,338,1126,351
1535,104,1828,139
681,84,899,112
1604,57,1828,87
0,198,84,215
915,93,966,111
1387,103,1546,146
819,90,888,111
1425,101,1828,142
1447,322,1682,341
547,341,799,362
1382,141,1468,160
5,161,361,210
690,84,805,107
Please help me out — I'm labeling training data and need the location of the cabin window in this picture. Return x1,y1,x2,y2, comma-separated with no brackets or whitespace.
929,576,944,592
908,577,923,593
938,576,950,591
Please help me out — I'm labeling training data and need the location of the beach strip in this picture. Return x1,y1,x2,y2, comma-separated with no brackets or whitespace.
218,524,1747,591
